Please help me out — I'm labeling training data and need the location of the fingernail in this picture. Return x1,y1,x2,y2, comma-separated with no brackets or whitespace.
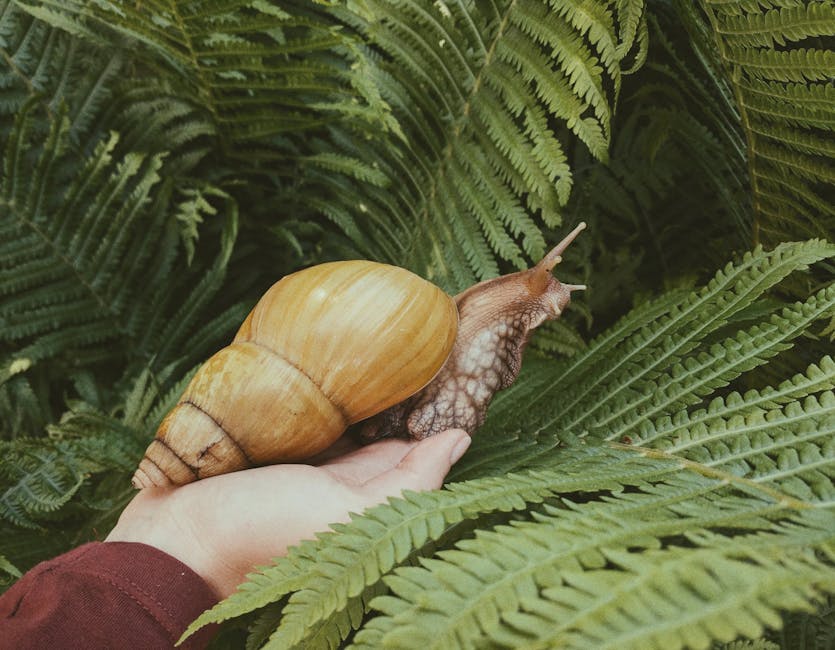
449,433,472,464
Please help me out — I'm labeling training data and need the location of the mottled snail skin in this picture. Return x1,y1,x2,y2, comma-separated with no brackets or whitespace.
361,222,586,441
132,261,458,488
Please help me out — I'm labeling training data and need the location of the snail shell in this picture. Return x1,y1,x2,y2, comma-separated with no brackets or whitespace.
132,261,458,488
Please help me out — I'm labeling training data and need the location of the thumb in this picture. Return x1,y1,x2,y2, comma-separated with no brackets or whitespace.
362,429,471,499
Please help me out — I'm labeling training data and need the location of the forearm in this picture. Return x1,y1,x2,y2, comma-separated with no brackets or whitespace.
0,542,217,649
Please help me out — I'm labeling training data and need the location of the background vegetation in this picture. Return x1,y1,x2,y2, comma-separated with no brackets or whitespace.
1,0,833,648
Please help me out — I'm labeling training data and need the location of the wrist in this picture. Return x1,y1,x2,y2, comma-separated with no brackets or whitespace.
105,488,229,599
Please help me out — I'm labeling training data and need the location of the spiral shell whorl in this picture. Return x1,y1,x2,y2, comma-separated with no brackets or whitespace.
132,261,457,488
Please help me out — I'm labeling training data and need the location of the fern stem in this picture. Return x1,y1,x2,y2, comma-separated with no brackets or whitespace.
162,0,219,127
623,444,811,509
415,0,517,267
697,1,761,247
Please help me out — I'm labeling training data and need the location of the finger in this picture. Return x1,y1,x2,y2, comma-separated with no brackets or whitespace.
322,438,417,485
361,429,471,499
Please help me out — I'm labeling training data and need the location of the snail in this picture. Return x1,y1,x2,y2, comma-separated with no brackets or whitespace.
132,223,586,488
361,222,587,442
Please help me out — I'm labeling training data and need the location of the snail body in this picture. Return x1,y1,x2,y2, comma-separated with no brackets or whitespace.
132,261,457,488
132,224,585,488
362,222,586,441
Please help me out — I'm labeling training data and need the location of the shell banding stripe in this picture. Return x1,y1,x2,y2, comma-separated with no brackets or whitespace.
144,393,258,483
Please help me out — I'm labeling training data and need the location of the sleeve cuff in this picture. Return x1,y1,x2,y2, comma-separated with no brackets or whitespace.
1,541,218,649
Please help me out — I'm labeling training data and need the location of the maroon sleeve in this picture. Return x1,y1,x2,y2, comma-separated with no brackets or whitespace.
0,541,218,649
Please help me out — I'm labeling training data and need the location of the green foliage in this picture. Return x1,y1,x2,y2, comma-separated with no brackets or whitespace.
0,553,20,578
0,102,165,381
677,0,835,246
15,0,397,151
319,0,649,286
1,0,834,647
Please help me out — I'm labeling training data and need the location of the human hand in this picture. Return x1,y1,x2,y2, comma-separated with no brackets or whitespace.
105,429,471,599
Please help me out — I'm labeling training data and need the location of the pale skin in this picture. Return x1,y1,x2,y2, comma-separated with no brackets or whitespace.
106,428,471,599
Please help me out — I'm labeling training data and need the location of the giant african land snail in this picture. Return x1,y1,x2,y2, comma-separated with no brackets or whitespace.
132,223,586,488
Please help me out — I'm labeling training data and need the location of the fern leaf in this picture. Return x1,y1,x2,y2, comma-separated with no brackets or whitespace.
656,391,835,505
0,103,174,380
720,4,835,49
0,366,188,531
596,284,835,439
18,0,395,153
291,0,649,285
0,554,20,578
359,468,834,650
687,0,835,245
0,447,84,528
637,355,835,448
0,0,119,137
0,429,139,528
720,640,780,650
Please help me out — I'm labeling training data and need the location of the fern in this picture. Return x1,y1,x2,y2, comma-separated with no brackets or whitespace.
0,0,121,138
680,0,835,245
772,599,835,650
353,486,832,649
309,0,649,285
0,90,247,430
0,102,166,382
0,554,19,578
563,4,755,308
15,0,396,152
0,365,187,530
0,365,201,576
17,0,647,286
0,423,136,528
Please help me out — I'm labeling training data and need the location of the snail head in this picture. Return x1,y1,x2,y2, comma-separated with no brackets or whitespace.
526,221,587,317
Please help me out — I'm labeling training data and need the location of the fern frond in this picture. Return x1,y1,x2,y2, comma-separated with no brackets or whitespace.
0,0,123,142
0,104,169,380
0,372,52,435
650,391,835,505
549,242,834,434
182,446,687,646
595,283,835,440
291,0,649,286
18,0,395,154
0,364,191,531
685,0,835,244
720,3,835,48
0,420,140,528
772,600,835,650
637,355,835,448
0,553,20,578
0,97,245,403
357,473,834,650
